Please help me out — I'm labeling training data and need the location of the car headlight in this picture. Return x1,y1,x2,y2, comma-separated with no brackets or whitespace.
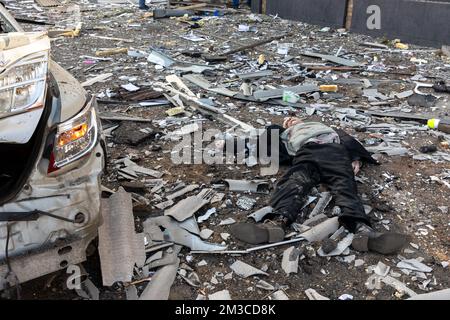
0,52,48,113
49,98,99,171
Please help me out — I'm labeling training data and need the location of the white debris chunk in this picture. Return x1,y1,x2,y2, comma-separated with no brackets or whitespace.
220,233,230,241
270,290,289,300
355,259,365,267
200,229,214,240
305,288,330,300
197,260,208,267
343,255,356,264
209,290,232,300
219,218,236,226
256,280,275,291
318,233,354,257
396,259,433,273
121,83,140,92
198,208,216,223
381,275,417,297
281,246,300,275
407,288,450,300
224,272,233,280
374,261,391,277
410,243,419,249
230,260,268,278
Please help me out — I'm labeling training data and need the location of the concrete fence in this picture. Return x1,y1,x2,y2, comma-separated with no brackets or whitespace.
252,0,450,47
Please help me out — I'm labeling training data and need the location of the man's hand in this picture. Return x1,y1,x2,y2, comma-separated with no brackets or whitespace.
352,160,361,176
283,117,303,129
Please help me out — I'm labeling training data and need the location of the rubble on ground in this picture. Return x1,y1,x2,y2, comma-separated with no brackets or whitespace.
8,0,450,300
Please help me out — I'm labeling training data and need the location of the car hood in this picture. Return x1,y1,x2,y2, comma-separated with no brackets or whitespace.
49,59,87,122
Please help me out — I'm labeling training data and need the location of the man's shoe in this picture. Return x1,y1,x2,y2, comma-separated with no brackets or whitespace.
351,223,408,255
139,5,150,10
230,220,285,245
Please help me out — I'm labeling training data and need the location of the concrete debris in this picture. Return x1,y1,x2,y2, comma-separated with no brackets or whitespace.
269,290,289,300
145,251,163,265
118,158,164,178
165,189,214,222
224,179,269,193
75,278,99,300
318,233,354,257
209,290,232,300
220,233,230,241
256,280,275,291
15,0,450,301
236,196,257,210
378,275,418,297
281,246,300,275
146,245,181,270
224,272,233,280
309,192,332,218
230,260,268,278
197,260,208,267
179,270,201,287
178,217,201,236
363,89,389,101
304,288,330,300
139,258,180,300
407,288,450,300
300,217,340,243
248,206,273,222
396,259,433,273
237,70,274,80
253,84,319,102
163,227,227,252
301,51,363,67
374,261,391,277
81,72,112,87
343,255,356,264
98,188,146,286
166,184,199,200
200,229,214,240
219,218,236,226
198,208,217,223
144,216,198,237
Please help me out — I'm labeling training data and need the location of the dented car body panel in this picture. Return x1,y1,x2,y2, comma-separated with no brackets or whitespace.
0,6,105,290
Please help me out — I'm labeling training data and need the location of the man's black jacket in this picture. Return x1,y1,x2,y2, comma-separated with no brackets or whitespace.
335,129,379,165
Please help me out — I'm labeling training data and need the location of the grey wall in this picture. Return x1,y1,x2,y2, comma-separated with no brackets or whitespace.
251,0,262,14
251,0,450,48
264,0,348,28
350,0,450,47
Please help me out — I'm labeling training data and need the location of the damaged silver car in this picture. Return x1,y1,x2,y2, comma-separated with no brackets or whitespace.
0,5,105,290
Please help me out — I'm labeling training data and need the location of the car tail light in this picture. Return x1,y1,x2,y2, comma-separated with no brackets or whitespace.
48,98,99,172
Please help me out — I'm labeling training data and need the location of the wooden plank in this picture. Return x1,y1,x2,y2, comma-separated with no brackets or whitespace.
345,0,354,30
